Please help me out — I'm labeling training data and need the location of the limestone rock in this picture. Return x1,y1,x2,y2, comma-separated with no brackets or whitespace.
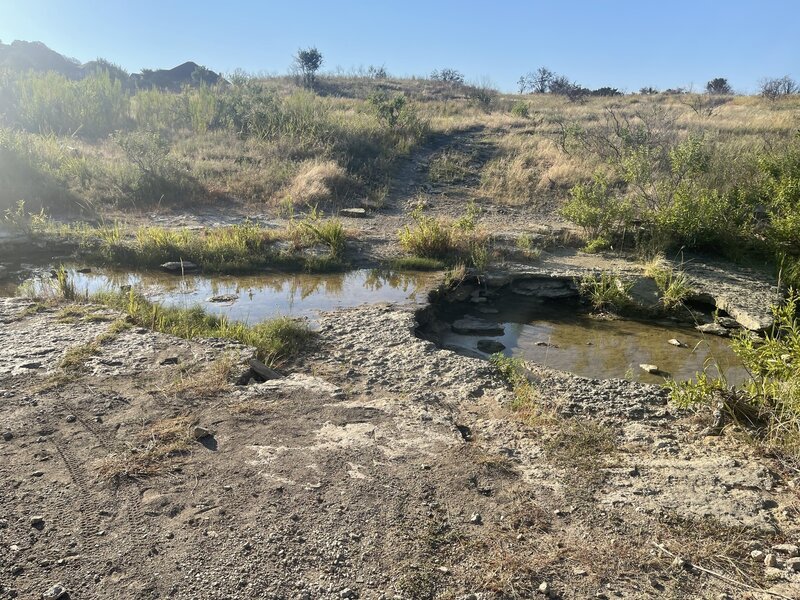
452,317,504,336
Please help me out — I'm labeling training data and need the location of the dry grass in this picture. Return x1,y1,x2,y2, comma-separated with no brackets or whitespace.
171,353,239,400
98,415,195,479
285,159,354,207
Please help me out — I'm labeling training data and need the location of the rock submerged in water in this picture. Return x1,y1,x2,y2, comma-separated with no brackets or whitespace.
207,294,238,303
452,316,504,336
639,364,660,374
696,322,729,337
477,339,506,354
160,261,199,273
511,278,576,299
667,338,685,347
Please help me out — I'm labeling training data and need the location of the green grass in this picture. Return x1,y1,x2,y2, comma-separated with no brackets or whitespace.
490,354,538,411
578,273,633,312
388,256,446,271
92,289,313,366
7,208,349,274
643,258,694,309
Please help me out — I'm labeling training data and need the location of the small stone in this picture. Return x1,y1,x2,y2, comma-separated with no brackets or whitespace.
65,415,76,423
750,550,765,560
31,470,44,477
639,364,660,374
469,512,482,525
42,583,68,599
159,357,180,365
11,565,23,575
667,338,685,347
764,566,785,581
716,317,740,329
30,515,45,528
538,581,551,596
192,426,213,440
786,557,800,572
339,588,357,599
764,553,778,567
437,566,450,574
696,323,729,337
771,543,799,557
3,431,13,441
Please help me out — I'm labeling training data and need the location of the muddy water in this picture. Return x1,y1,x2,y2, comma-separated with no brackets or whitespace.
436,295,748,385
3,267,438,323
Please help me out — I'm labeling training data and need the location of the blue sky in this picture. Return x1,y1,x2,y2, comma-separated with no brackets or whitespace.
0,0,797,93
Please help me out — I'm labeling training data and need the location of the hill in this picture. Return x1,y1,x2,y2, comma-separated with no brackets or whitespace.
0,39,221,89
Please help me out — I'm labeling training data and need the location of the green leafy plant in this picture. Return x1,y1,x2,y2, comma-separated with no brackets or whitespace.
561,172,633,245
579,273,633,312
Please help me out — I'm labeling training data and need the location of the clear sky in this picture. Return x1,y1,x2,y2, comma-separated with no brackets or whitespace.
0,0,797,93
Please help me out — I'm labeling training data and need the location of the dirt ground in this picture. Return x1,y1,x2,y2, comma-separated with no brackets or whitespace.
1,126,799,600
1,294,799,600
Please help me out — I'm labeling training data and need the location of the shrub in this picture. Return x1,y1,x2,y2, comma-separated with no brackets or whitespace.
561,173,633,242
510,101,530,118
430,68,465,85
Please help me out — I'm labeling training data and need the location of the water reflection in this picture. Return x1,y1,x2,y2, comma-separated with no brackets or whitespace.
438,295,748,385
10,267,439,324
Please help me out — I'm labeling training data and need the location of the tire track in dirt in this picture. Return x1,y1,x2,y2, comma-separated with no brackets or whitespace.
64,394,165,595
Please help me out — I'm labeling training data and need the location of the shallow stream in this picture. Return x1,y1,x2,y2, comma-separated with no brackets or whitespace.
0,262,746,384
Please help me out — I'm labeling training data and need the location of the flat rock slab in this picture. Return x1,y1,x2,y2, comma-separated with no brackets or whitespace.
340,208,367,218
451,316,505,336
160,261,199,273
683,259,780,331
511,277,577,299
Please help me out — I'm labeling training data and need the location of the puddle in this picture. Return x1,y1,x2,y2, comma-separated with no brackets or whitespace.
431,293,748,385
3,267,439,323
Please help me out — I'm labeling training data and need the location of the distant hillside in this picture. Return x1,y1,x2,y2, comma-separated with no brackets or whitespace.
0,40,222,90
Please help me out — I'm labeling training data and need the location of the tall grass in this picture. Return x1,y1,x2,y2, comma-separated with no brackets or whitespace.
5,207,348,273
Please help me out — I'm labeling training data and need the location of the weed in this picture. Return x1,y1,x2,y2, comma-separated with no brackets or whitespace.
388,257,445,271
543,419,617,468
490,354,538,412
578,273,633,312
643,257,694,309
398,210,454,259
59,342,100,371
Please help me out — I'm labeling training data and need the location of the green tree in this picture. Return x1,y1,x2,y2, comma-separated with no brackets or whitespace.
293,47,323,88
706,77,732,95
